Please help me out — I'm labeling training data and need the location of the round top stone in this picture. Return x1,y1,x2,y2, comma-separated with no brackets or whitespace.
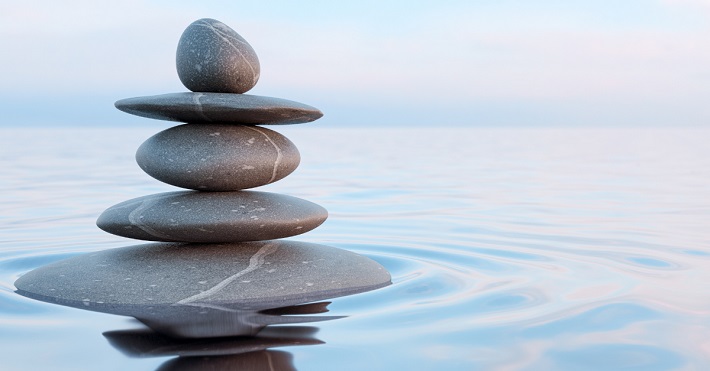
176,18,260,94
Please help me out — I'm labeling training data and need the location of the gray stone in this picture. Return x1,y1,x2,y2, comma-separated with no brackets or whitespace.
15,241,392,337
136,124,300,191
115,93,323,125
96,191,328,243
176,18,260,94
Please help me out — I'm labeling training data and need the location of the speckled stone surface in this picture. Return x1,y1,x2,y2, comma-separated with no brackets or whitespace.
136,124,299,191
15,241,392,337
176,18,260,94
115,93,323,125
96,191,328,243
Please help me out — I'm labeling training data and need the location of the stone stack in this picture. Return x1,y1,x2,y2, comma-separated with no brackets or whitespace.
99,18,327,242
15,18,390,338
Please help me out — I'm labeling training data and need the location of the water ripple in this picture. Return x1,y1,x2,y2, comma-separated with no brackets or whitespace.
2,127,710,369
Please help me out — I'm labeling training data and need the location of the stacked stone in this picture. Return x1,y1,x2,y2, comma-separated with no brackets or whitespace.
15,18,390,339
98,18,327,242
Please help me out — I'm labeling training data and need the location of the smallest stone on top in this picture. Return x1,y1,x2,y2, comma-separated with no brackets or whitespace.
176,18,260,94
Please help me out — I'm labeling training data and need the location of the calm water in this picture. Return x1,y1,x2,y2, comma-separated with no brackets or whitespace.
1,126,709,370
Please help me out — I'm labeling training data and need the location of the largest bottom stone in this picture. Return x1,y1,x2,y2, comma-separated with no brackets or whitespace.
15,240,391,337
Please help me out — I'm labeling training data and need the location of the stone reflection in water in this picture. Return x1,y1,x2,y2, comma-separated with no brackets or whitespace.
105,326,323,357
157,351,295,371
15,241,391,337
105,326,321,371
133,301,343,339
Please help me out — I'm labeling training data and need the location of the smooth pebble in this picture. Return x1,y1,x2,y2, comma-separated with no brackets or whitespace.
15,241,391,337
176,18,260,94
96,191,327,243
115,93,323,125
137,124,300,191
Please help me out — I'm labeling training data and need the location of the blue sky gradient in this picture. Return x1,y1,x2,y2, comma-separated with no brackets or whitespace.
1,0,709,126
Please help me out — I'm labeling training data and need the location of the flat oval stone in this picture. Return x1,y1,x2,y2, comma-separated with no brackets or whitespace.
96,191,327,243
15,241,391,337
137,124,299,191
115,93,323,125
176,18,260,94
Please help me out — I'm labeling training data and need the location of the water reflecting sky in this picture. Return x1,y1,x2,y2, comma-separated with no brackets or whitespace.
1,126,709,370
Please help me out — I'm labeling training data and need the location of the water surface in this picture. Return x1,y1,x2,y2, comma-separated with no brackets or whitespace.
1,126,709,370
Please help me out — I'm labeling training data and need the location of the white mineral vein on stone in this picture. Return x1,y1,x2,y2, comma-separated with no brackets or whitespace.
126,195,175,240
178,301,241,313
191,93,211,121
197,20,259,86
175,242,278,305
245,126,282,183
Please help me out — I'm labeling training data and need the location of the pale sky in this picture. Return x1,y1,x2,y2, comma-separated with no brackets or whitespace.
1,0,709,126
